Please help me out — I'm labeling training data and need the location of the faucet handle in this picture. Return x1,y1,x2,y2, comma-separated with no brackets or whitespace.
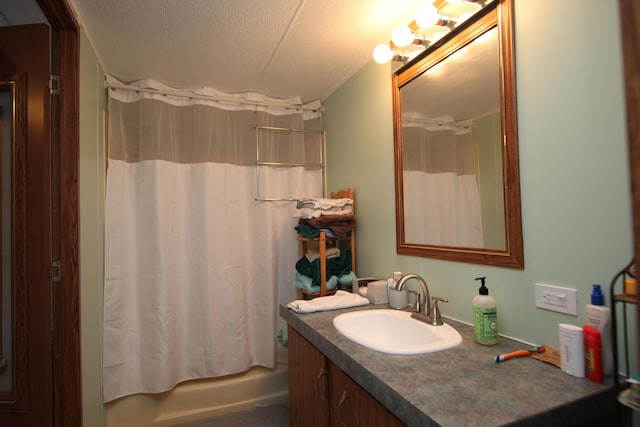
430,296,448,326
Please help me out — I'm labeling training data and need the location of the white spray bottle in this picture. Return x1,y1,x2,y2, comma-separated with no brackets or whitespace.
585,284,613,376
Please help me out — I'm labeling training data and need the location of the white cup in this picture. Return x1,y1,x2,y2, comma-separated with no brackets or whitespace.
388,288,408,309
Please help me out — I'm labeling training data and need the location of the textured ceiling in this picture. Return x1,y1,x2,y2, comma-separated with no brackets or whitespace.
66,0,427,103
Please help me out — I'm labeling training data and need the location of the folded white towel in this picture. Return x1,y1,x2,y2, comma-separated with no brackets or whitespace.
294,206,353,219
287,290,369,313
297,198,352,210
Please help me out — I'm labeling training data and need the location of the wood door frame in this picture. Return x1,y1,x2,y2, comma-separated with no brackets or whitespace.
618,0,640,369
34,1,81,426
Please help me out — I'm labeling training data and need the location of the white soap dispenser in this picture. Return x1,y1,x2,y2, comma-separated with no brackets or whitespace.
473,276,498,345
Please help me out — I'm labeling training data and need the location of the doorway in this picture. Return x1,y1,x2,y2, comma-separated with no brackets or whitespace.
0,0,80,426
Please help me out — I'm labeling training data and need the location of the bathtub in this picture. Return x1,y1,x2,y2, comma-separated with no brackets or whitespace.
105,364,289,427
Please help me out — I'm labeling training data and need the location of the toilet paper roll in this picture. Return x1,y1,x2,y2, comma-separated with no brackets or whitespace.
559,323,584,378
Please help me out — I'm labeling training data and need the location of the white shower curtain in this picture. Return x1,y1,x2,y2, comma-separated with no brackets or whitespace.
401,124,484,247
403,171,483,247
103,78,322,402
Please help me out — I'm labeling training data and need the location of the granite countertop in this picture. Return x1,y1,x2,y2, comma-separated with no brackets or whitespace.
280,303,617,427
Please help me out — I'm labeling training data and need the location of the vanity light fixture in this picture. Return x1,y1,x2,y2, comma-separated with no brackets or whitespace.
373,0,492,65
373,43,395,64
415,4,439,28
373,45,419,65
391,25,414,47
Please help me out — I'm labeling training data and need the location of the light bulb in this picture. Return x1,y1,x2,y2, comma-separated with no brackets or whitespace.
415,4,439,29
373,44,394,64
391,25,414,48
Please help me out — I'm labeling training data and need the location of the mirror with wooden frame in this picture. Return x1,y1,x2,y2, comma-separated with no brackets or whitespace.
0,73,27,407
392,0,523,268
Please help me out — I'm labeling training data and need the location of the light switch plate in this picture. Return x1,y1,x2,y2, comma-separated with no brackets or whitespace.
535,283,578,315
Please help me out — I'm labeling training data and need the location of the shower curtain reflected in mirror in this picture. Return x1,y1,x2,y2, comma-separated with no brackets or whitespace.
401,123,484,247
103,80,322,402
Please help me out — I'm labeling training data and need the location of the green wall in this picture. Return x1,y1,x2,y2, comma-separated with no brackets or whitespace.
79,27,106,427
76,0,635,422
323,0,634,360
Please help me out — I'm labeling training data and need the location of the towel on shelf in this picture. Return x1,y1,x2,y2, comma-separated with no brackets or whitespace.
306,246,341,262
294,271,356,294
294,272,338,293
294,198,353,219
295,249,352,286
296,198,352,210
287,290,369,314
294,207,352,219
295,215,356,238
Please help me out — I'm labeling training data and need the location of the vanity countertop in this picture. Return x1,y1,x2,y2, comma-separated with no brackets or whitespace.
280,303,617,426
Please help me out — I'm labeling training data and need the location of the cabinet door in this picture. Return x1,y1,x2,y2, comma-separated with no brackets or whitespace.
329,362,405,427
288,326,329,427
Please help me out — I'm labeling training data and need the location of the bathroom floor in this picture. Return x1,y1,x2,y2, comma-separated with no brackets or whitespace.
175,404,289,427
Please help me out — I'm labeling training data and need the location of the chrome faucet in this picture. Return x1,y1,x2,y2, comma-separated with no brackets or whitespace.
394,273,448,326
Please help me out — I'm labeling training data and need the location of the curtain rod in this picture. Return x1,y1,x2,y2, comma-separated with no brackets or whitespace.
105,79,324,113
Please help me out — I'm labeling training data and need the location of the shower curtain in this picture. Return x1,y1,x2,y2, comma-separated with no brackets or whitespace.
103,78,322,402
402,124,484,247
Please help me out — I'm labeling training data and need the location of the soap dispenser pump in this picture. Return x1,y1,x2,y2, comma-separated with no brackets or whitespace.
473,276,498,345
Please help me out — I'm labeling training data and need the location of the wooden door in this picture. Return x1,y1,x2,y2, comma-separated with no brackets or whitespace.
0,24,54,427
288,326,330,427
618,0,640,373
329,362,404,427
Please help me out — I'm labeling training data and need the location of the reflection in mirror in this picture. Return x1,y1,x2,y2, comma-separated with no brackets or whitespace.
402,27,503,248
0,72,30,408
0,82,12,394
393,0,523,268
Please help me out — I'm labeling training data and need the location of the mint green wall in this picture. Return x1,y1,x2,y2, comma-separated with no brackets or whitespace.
79,28,106,427
324,0,634,359
75,0,634,421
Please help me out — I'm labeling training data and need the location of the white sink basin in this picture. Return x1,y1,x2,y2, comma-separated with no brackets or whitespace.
333,309,462,355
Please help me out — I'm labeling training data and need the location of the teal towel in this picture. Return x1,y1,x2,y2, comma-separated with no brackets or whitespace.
294,271,357,294
277,328,288,347
295,249,352,286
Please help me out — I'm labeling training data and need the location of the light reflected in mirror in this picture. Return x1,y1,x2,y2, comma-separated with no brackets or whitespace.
392,0,523,268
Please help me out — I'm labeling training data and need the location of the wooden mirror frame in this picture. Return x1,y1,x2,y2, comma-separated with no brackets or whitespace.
0,74,27,409
392,0,523,268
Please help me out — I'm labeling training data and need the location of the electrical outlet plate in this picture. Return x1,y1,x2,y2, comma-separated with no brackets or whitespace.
535,283,578,315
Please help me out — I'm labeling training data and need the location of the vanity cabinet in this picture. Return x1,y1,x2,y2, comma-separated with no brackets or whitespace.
328,363,404,427
288,325,329,426
288,326,404,427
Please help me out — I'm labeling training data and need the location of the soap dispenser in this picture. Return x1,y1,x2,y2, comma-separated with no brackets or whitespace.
473,276,498,345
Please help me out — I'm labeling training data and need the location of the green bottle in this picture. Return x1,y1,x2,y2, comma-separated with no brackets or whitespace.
473,277,498,345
